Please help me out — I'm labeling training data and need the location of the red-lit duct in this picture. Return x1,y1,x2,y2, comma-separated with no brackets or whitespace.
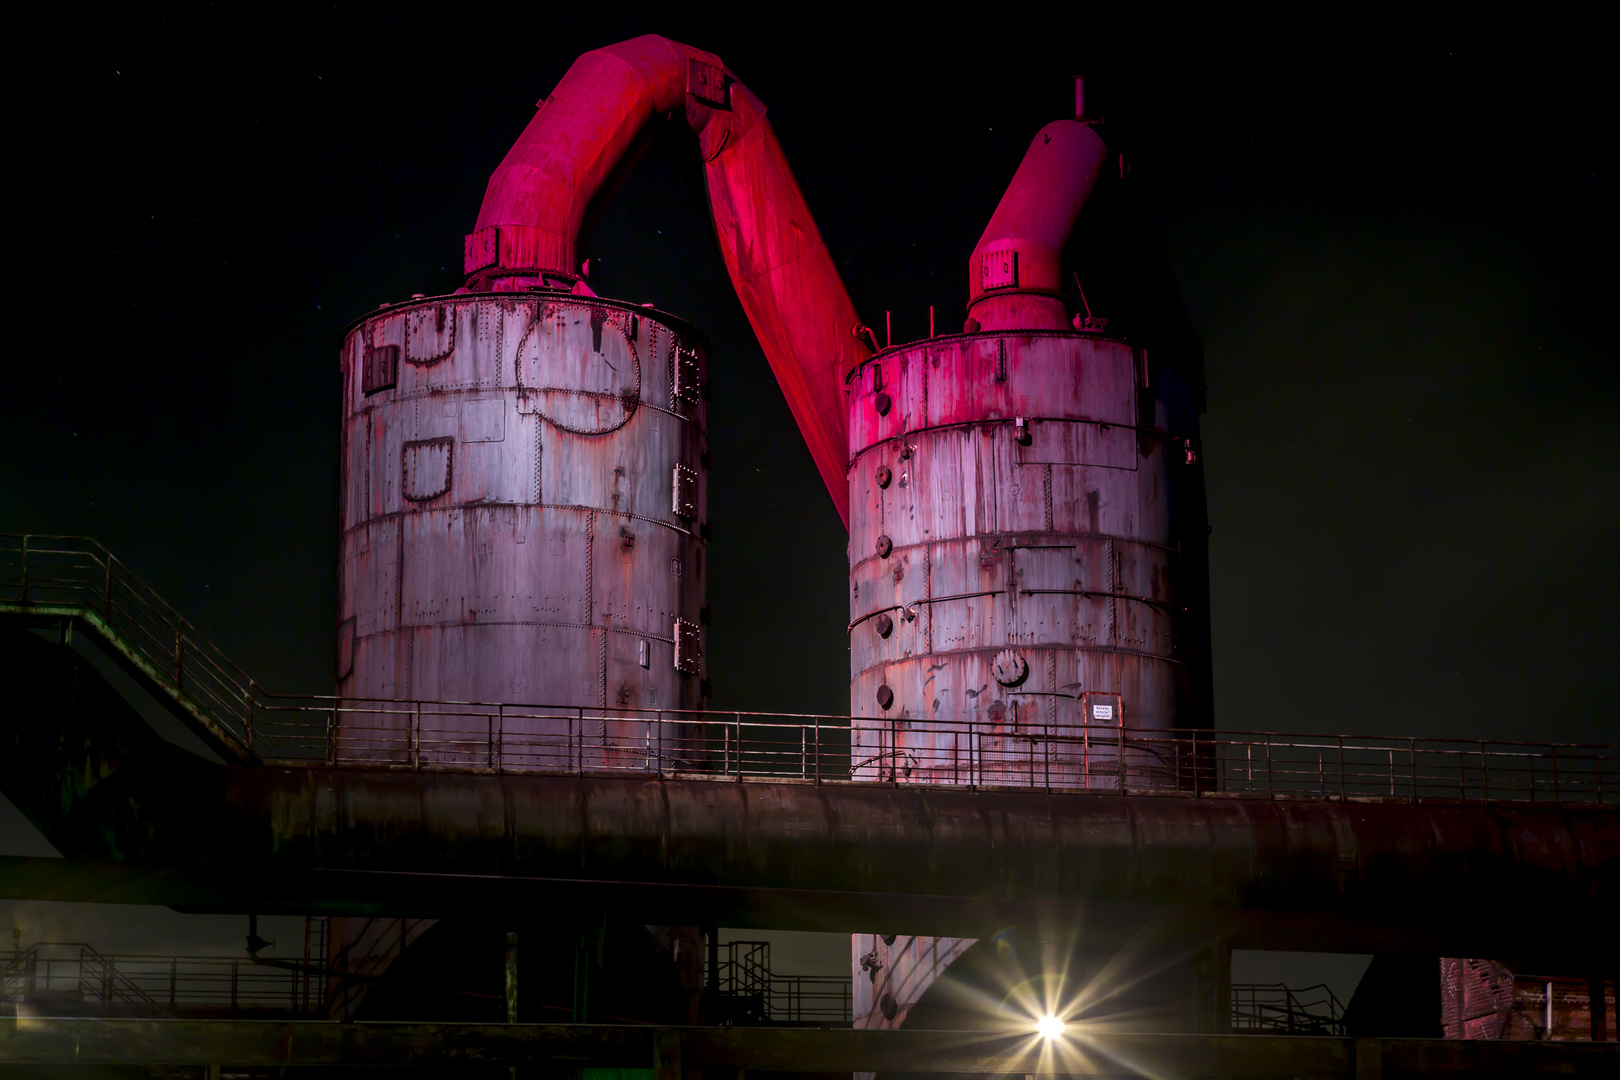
467,35,868,525
967,121,1109,331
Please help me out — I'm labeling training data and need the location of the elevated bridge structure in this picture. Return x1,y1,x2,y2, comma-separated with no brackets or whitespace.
2,535,1616,967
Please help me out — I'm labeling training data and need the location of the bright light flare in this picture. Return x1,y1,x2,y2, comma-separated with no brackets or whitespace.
1035,1014,1066,1040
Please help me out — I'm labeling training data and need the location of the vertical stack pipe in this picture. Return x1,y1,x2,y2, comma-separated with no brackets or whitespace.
848,117,1209,1031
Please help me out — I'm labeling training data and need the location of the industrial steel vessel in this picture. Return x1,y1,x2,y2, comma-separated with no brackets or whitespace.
337,292,709,765
848,103,1212,1034
336,35,869,764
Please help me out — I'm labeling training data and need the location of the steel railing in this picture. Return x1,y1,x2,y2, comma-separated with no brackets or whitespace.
244,689,1616,803
1231,982,1345,1035
713,941,851,1024
0,943,325,1017
0,943,332,1017
4,534,1616,804
0,535,256,757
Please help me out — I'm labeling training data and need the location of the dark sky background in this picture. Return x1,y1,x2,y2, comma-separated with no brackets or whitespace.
3,6,1615,979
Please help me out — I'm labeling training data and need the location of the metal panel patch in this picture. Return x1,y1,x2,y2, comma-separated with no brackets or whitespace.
363,345,399,395
687,59,730,109
673,346,701,405
464,226,499,274
673,617,701,675
981,249,1018,290
672,464,698,520
401,437,452,501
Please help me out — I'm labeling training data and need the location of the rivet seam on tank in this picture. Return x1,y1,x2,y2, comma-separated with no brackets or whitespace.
514,305,641,436
672,343,702,407
404,302,456,366
672,464,698,520
876,535,893,558
673,617,701,675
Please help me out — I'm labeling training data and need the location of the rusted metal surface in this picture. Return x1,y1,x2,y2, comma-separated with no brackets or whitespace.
1440,961,1617,1041
339,295,707,766
468,35,869,519
846,331,1186,784
3,1019,1617,1075
853,933,970,1031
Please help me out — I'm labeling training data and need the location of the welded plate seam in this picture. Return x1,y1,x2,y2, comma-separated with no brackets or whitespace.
849,641,1186,682
339,503,695,540
351,621,676,645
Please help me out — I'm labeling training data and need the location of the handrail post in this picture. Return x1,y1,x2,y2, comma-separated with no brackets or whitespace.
576,709,583,777
736,713,744,782
1411,737,1418,802
892,712,900,786
813,714,820,785
412,701,421,771
1551,744,1559,804
1479,741,1489,804
1338,736,1346,801
491,705,499,772
1265,733,1273,799
1191,730,1200,797
1118,723,1126,793
970,719,977,790
1044,715,1051,793
326,708,336,767
19,535,27,606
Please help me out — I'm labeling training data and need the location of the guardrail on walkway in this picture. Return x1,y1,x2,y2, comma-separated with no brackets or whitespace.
1231,982,1345,1036
245,690,1616,804
0,943,325,1018
0,534,255,759
5,535,1616,804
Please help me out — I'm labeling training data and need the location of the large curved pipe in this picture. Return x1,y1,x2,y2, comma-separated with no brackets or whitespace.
468,35,868,524
967,120,1109,331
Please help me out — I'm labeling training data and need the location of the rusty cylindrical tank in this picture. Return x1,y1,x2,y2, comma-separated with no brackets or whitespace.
338,292,708,765
847,110,1213,1034
847,329,1188,783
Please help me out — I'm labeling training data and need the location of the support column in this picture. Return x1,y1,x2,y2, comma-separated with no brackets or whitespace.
505,932,519,1024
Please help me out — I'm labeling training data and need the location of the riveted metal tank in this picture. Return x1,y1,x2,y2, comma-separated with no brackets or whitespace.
846,329,1187,785
337,292,707,765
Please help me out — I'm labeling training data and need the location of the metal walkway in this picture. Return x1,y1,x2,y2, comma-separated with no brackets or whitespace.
3,534,1615,804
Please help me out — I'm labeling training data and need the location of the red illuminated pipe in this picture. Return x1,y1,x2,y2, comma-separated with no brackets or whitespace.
967,120,1109,332
467,35,869,525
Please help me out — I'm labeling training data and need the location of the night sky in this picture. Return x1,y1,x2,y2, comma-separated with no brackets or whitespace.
3,8,1615,975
